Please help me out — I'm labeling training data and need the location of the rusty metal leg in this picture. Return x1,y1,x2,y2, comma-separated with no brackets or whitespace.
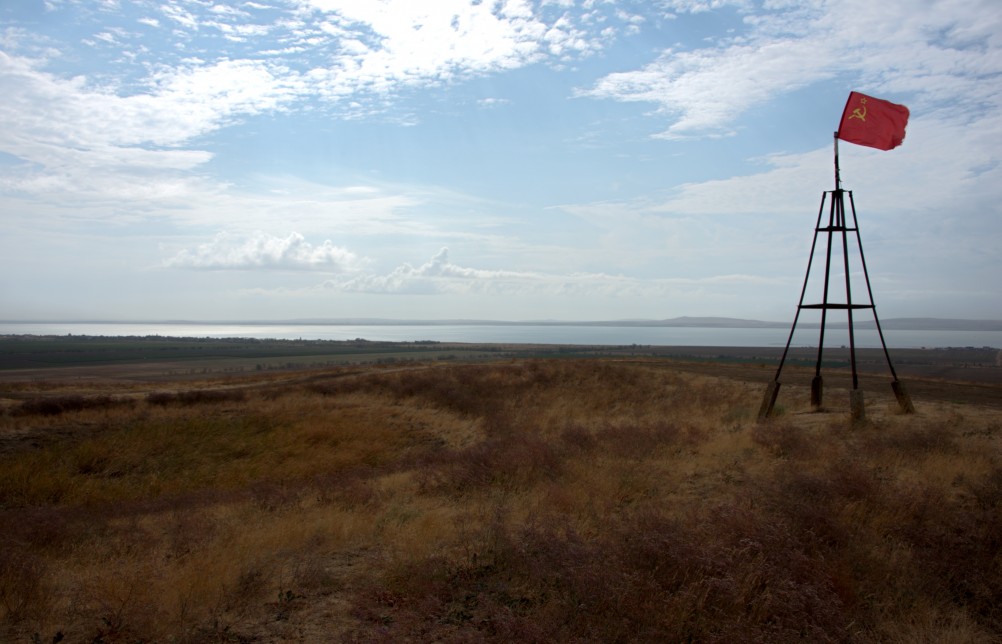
758,381,781,421
891,380,915,414
810,375,824,410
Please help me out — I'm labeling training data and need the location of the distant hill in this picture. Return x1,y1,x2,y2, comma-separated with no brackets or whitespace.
265,316,1002,331
5,316,1001,332
268,316,788,328
852,317,1002,331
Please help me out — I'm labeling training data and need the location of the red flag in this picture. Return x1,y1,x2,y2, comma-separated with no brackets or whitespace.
837,91,909,150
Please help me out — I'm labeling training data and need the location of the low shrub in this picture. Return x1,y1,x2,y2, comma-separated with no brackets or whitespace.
751,420,815,459
0,545,50,626
419,433,563,496
15,395,126,416
594,421,690,459
146,389,246,406
893,466,1002,632
355,504,857,642
862,420,959,456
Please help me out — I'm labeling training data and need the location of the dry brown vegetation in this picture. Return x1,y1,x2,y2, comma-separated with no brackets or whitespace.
1,359,1001,642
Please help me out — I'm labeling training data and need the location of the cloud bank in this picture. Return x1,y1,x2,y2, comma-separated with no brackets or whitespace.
581,0,1002,138
165,231,360,271
303,247,778,297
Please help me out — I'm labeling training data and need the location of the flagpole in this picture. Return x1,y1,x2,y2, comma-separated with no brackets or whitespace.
833,131,841,190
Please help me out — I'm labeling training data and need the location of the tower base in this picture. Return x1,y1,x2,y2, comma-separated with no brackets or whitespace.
891,380,915,414
850,388,866,422
757,381,781,421
811,376,824,410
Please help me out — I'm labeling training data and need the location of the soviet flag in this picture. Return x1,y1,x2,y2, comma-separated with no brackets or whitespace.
837,91,909,151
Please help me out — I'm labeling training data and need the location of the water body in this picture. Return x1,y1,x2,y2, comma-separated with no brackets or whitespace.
1,322,999,349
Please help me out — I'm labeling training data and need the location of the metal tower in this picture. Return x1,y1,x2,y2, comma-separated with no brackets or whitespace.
758,134,915,421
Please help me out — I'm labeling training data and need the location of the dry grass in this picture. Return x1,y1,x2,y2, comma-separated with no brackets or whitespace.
1,359,1000,642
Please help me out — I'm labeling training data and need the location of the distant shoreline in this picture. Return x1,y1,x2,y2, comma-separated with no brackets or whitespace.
3,316,1002,332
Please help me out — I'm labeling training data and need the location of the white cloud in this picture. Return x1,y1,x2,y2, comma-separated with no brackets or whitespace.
319,247,779,296
0,2,628,207
582,0,1002,138
0,51,301,150
283,0,626,102
584,38,835,139
91,31,121,45
0,51,306,203
478,97,510,108
334,247,536,293
209,4,251,18
160,3,199,30
298,0,549,97
164,231,361,271
658,0,750,14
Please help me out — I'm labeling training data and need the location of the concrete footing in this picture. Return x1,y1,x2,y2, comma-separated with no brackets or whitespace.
891,380,915,414
810,375,823,410
759,378,911,423
757,381,780,421
850,388,866,422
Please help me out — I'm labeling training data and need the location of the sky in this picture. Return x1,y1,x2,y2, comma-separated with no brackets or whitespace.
1,0,1001,323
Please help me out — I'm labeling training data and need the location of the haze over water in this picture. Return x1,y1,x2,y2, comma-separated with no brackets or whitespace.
2,322,999,350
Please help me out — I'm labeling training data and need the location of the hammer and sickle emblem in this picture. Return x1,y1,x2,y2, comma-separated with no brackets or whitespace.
848,97,867,121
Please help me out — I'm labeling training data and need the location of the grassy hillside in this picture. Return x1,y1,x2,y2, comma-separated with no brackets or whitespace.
1,359,1000,642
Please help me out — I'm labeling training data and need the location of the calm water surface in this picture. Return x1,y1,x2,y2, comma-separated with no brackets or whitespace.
1,322,999,349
